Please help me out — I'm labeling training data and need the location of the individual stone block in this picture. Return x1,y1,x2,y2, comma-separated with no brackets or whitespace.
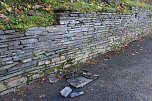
48,74,59,83
0,71,24,81
0,82,6,92
8,41,20,46
67,23,75,27
0,30,4,34
21,39,38,44
0,44,8,48
63,64,72,69
22,58,32,63
67,77,93,88
94,23,102,26
4,30,15,34
0,69,8,76
1,62,18,70
0,88,16,96
38,61,45,66
27,27,47,32
25,31,43,36
8,45,23,50
45,60,51,65
59,21,69,25
52,57,60,63
23,44,35,49
5,61,13,64
45,52,54,56
69,91,84,98
60,56,66,61
46,25,67,33
69,20,80,24
6,77,27,88
60,87,72,97
31,73,44,80
70,14,79,17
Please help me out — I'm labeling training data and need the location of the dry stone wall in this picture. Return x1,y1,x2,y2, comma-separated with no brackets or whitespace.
0,8,152,95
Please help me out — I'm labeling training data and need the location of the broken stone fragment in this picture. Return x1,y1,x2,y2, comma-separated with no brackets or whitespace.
48,74,59,83
70,91,84,98
65,72,79,79
31,73,44,80
6,77,27,88
22,58,32,63
39,94,46,99
60,87,72,97
0,82,6,92
67,77,93,88
80,70,99,79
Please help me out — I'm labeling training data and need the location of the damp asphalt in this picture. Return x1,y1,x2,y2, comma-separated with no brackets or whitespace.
1,35,152,101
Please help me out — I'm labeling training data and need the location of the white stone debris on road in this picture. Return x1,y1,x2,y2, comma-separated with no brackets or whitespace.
59,71,98,98
48,74,59,83
81,70,99,79
69,91,84,98
60,87,72,97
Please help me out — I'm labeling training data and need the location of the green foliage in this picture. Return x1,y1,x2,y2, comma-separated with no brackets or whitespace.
0,12,56,29
66,58,74,64
71,2,97,13
98,3,117,12
121,0,152,10
0,0,151,30
147,14,152,18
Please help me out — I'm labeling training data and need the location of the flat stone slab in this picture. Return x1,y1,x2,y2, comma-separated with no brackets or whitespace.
60,87,72,97
48,74,59,83
67,77,93,88
69,91,84,98
80,70,99,79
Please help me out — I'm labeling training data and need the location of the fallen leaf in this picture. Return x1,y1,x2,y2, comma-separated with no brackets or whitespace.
43,7,52,12
7,7,12,12
33,5,41,9
27,5,32,8
18,99,23,101
84,59,96,64
28,11,39,16
0,14,7,19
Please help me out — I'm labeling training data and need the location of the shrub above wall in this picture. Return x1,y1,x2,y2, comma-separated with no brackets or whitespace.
0,0,152,29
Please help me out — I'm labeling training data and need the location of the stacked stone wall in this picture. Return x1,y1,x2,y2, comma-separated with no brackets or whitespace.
0,8,152,95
